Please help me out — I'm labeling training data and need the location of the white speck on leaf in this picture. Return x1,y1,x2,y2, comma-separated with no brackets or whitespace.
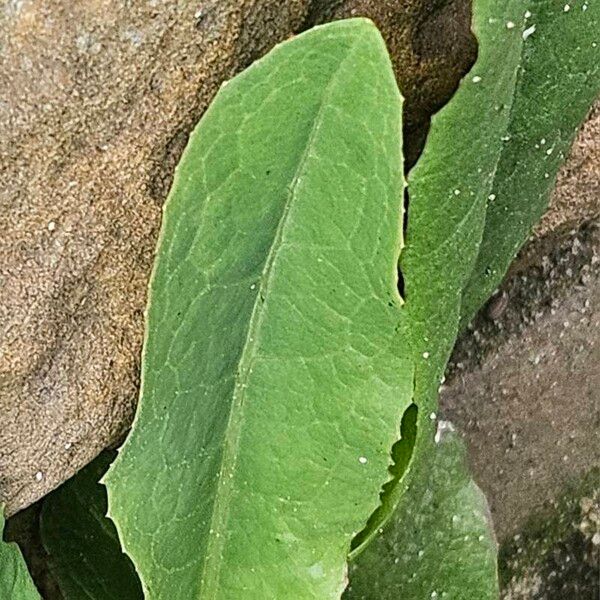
506,21,515,29
308,563,325,579
422,351,430,359
522,25,536,40
358,456,368,464
35,471,43,482
472,75,482,83
435,420,455,443
564,4,570,12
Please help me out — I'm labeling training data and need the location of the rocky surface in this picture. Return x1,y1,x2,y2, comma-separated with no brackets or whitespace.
442,221,600,541
499,471,599,599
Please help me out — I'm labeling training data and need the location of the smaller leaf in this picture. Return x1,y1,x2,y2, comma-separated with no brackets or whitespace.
346,427,498,599
460,0,600,324
40,451,143,600
0,508,40,600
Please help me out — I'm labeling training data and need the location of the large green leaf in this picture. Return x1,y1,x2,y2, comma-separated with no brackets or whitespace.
345,429,498,599
40,451,143,600
105,19,414,599
103,2,599,596
460,0,600,324
0,508,40,600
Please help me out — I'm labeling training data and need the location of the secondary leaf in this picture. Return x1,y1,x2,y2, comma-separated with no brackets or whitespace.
105,19,414,600
0,508,40,600
350,0,525,552
350,0,598,592
345,428,498,599
40,451,143,600
460,0,600,324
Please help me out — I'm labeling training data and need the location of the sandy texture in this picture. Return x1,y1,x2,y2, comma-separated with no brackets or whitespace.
0,0,312,515
0,0,475,514
442,223,600,541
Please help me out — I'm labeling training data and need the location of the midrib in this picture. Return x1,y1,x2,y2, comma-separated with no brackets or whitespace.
198,40,359,598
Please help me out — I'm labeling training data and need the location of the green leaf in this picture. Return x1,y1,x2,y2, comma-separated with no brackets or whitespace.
0,508,40,600
460,0,600,325
351,0,526,553
105,19,415,599
103,2,600,595
345,429,498,599
350,0,598,592
40,451,143,600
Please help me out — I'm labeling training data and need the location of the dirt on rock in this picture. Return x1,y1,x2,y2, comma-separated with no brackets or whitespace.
442,220,600,541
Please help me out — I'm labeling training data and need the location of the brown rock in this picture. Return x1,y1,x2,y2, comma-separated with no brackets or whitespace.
442,224,600,541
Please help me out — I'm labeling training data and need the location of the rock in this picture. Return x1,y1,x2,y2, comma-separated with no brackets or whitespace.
499,470,599,599
442,223,600,541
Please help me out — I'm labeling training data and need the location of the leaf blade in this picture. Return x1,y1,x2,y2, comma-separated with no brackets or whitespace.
460,0,600,324
106,19,414,599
